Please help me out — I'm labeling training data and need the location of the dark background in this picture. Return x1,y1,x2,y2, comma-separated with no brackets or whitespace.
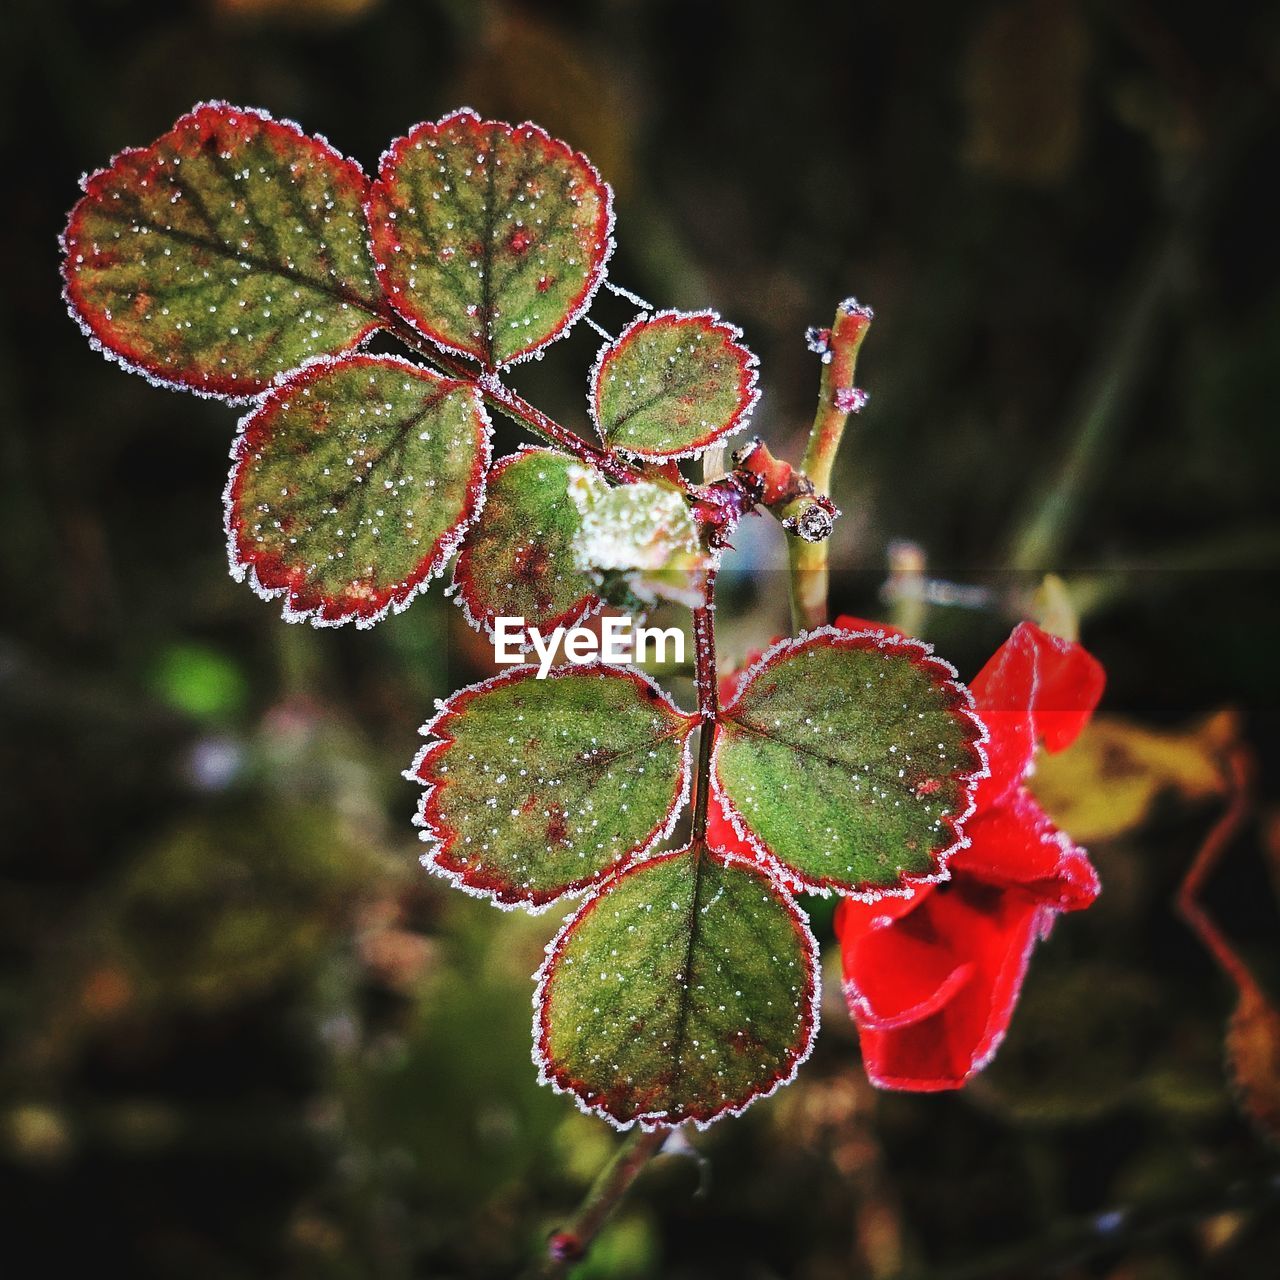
4,1,1280,1276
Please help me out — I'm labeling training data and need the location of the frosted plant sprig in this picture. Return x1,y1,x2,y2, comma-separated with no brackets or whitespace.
63,101,990,1273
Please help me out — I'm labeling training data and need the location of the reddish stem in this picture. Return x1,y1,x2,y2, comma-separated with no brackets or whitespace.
690,563,720,842
534,565,718,1279
537,1127,668,1279
378,306,638,485
1176,746,1259,999
800,301,873,492
475,373,637,486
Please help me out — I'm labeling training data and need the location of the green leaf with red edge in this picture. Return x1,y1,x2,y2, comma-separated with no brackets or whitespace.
452,447,601,639
62,101,383,401
534,844,819,1130
409,665,694,910
366,109,613,368
225,353,490,627
590,310,759,459
713,626,988,896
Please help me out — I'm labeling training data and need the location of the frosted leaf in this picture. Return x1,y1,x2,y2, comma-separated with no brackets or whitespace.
534,845,820,1129
62,102,383,401
366,109,614,368
589,310,759,459
224,353,490,627
453,447,602,640
409,665,694,910
714,627,989,896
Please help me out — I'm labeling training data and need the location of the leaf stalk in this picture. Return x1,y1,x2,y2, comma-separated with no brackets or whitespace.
536,1127,668,1279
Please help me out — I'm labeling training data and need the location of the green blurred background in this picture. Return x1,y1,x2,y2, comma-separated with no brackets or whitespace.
4,1,1280,1276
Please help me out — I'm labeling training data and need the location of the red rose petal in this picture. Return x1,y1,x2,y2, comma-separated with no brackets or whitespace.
970,622,1105,803
847,880,1050,1091
951,788,1100,911
839,912,974,1031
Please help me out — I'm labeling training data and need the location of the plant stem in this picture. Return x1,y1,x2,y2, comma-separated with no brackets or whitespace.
537,1127,668,1278
1176,745,1259,999
690,562,720,842
535,564,717,1279
377,306,639,485
474,367,637,487
788,300,872,633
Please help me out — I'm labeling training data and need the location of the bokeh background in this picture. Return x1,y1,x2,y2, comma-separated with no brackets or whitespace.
4,1,1280,1276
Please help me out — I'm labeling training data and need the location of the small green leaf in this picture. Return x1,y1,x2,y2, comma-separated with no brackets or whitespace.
366,109,613,367
591,310,759,458
225,354,490,627
410,666,694,909
535,845,819,1129
714,627,987,895
62,102,383,400
452,448,600,637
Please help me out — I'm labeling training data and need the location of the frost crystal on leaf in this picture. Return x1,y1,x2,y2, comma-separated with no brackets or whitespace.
534,844,820,1129
714,627,988,896
366,109,614,368
225,353,490,627
590,310,760,459
410,665,695,910
568,469,702,573
62,102,384,400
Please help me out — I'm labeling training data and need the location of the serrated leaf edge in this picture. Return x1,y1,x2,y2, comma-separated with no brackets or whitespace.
366,107,616,370
531,843,822,1130
61,100,383,405
712,624,990,901
222,351,492,628
587,308,761,460
450,444,605,644
406,662,696,913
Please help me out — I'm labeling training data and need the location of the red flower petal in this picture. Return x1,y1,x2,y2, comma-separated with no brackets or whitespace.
970,622,1105,803
843,879,1053,1090
820,619,1104,1091
837,902,973,1030
834,888,928,933
952,787,1100,911
706,795,751,859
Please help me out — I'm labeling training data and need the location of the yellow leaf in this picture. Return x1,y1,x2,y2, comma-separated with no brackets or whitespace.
1030,710,1239,843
